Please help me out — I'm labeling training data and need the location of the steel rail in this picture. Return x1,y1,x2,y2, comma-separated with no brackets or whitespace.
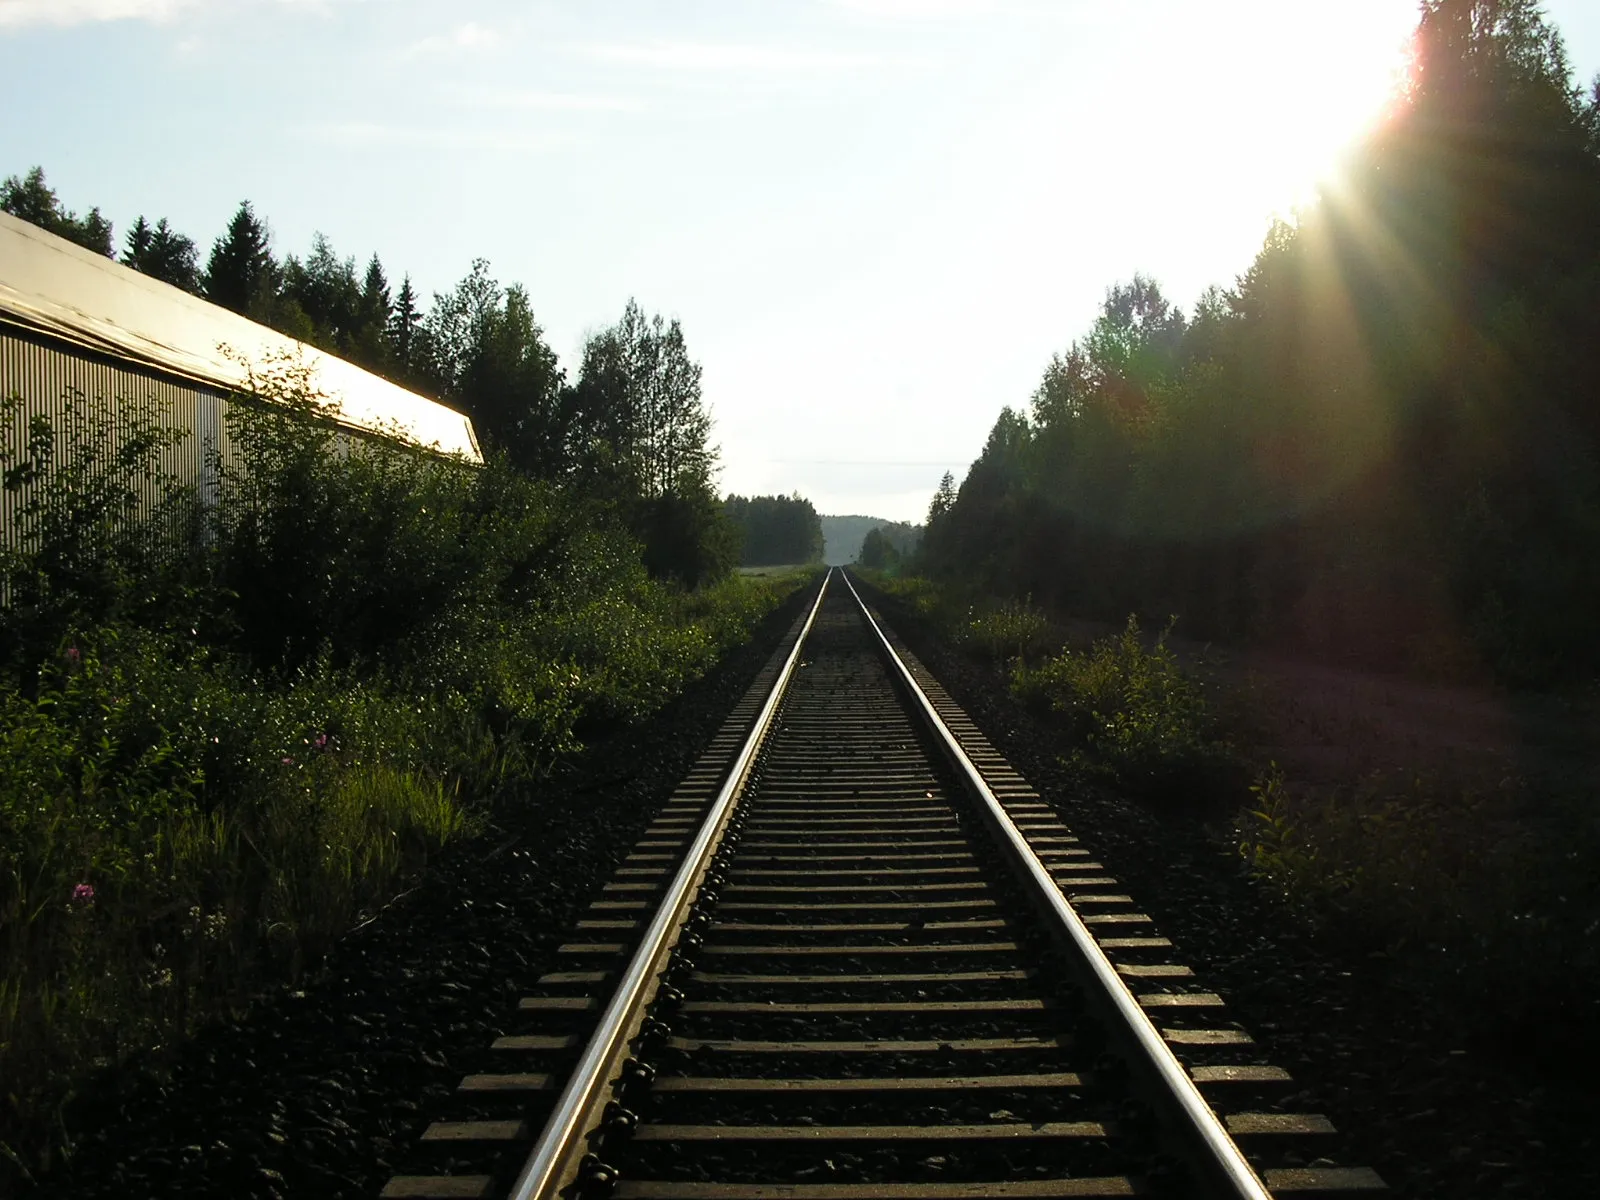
507,570,832,1200
839,569,1274,1200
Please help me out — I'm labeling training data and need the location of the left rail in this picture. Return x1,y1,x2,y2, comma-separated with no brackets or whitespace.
503,570,831,1200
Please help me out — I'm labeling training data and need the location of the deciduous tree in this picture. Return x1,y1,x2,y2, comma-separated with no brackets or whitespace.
0,166,113,255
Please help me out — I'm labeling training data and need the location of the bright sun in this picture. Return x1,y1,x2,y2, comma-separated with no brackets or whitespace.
1141,2,1419,215
1235,5,1417,209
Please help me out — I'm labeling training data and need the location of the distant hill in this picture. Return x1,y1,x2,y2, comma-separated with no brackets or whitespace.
820,515,924,566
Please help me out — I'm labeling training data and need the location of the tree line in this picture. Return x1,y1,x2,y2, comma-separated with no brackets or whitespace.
917,0,1600,683
723,493,824,566
0,171,734,585
858,519,922,571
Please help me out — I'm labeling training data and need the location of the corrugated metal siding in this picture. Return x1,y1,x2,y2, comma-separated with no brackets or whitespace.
0,322,239,550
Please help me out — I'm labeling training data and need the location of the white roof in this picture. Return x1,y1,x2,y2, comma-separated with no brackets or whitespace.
0,210,481,462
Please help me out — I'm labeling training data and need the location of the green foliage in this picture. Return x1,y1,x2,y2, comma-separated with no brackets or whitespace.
0,377,798,1182
857,528,900,572
725,493,824,566
1011,616,1230,799
569,300,714,497
859,571,959,626
1,166,113,256
0,622,477,1162
566,300,733,585
635,488,741,588
1236,762,1600,1036
961,597,1052,661
1235,764,1318,901
202,201,278,317
0,389,193,679
820,515,922,566
122,216,200,293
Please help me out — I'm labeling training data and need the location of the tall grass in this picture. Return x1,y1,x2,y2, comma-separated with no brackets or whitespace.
0,372,800,1183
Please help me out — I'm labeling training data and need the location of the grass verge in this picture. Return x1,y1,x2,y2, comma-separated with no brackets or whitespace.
0,376,812,1184
859,569,1600,1065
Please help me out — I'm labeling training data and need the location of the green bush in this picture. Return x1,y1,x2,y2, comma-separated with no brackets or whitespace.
0,375,801,1183
0,388,193,681
1011,615,1231,800
962,597,1053,662
858,571,958,626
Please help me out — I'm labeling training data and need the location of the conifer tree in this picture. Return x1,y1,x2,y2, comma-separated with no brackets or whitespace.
352,254,393,372
203,201,277,316
359,255,391,332
389,275,421,369
122,215,200,292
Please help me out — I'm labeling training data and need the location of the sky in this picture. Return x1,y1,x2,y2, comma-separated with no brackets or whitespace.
3,1,1597,522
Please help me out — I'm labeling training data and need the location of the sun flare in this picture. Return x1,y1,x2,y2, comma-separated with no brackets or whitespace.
1177,3,1418,213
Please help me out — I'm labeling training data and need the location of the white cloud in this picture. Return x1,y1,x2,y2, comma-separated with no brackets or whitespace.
827,0,997,18
402,19,501,59
307,121,573,155
0,0,361,29
442,85,641,113
584,40,903,73
0,0,199,27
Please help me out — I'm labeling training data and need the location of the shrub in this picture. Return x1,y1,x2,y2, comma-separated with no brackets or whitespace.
962,597,1053,662
0,375,803,1184
1236,764,1600,1044
0,625,479,1164
1011,615,1231,800
859,572,955,625
0,389,192,682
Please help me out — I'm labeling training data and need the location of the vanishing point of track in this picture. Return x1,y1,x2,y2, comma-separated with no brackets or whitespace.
381,571,1385,1200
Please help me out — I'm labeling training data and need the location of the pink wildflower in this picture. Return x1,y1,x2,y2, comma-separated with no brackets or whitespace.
313,733,330,750
71,883,94,905
281,756,295,766
65,646,80,664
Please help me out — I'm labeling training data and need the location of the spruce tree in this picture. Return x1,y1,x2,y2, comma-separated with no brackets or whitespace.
360,255,391,331
352,254,392,372
203,201,277,315
124,215,154,265
123,215,200,292
389,275,422,374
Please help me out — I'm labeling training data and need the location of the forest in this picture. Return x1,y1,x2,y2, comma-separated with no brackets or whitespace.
917,0,1600,685
723,493,824,566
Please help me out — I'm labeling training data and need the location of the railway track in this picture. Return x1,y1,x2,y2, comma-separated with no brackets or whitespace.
381,571,1384,1200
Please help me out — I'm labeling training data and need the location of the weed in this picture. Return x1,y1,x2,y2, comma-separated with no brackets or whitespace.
1011,615,1232,801
962,597,1053,662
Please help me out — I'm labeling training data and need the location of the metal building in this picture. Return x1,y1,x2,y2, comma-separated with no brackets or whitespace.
0,210,481,524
